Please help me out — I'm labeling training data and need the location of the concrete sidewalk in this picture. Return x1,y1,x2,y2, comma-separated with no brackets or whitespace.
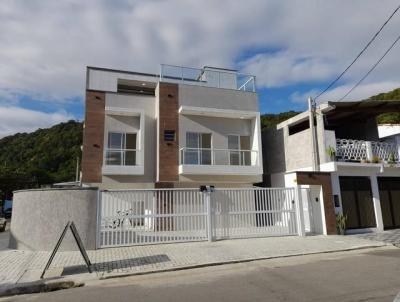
0,234,389,291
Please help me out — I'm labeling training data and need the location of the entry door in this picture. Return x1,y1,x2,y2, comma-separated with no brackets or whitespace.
309,186,324,234
339,177,376,229
379,178,400,229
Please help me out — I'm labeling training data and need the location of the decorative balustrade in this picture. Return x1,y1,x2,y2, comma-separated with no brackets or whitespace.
335,139,399,163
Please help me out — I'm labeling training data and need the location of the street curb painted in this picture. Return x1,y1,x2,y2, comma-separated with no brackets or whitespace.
0,280,84,298
99,244,389,280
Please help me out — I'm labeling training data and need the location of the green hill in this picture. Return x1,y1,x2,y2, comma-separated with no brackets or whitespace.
369,88,400,124
0,120,82,199
261,111,300,130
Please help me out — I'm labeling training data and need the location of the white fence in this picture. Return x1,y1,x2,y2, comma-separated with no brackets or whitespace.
97,187,306,248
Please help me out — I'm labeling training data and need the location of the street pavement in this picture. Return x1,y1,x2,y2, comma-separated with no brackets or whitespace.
2,246,400,302
0,234,387,288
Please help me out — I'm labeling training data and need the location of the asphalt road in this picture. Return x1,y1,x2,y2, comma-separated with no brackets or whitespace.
2,247,400,302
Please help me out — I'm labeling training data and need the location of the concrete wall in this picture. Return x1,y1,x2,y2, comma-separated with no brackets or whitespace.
262,128,286,175
286,129,313,171
179,84,258,112
9,188,98,251
87,68,158,92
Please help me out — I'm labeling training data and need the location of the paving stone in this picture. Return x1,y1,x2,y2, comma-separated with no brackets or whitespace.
0,234,388,287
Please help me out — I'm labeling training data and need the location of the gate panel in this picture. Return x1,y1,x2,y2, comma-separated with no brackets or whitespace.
213,188,299,239
99,189,208,248
97,187,306,248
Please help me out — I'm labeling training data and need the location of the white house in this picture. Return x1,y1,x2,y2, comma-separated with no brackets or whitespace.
81,65,263,189
263,100,400,235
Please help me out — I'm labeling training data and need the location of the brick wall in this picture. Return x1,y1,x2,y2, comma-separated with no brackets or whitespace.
81,90,105,183
157,83,179,183
296,171,337,235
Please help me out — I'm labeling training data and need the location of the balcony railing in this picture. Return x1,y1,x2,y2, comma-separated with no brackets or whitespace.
180,148,258,166
335,139,399,163
160,64,256,92
105,149,139,166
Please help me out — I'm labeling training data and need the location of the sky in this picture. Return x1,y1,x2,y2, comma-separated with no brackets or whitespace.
0,0,400,137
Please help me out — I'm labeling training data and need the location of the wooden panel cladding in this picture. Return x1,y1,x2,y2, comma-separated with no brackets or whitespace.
158,83,179,182
81,90,105,183
296,171,337,235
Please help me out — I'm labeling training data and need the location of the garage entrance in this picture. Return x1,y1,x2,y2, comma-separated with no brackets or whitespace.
339,177,376,230
378,178,400,230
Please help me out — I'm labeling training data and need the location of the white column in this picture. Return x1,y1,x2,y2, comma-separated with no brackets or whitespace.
370,175,384,232
205,191,214,242
366,141,373,161
296,186,306,236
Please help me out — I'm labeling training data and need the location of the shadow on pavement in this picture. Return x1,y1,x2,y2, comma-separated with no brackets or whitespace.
93,254,171,273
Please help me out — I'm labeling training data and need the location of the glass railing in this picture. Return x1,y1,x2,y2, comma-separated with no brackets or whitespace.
105,149,139,166
180,148,258,166
160,64,256,92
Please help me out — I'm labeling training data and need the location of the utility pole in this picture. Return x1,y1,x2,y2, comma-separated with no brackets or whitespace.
308,97,319,171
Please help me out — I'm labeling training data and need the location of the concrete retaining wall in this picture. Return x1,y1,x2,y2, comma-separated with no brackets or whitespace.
9,188,98,251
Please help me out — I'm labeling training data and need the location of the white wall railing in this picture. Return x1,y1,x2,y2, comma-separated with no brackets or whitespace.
336,139,399,163
160,64,256,92
105,148,140,166
179,147,258,166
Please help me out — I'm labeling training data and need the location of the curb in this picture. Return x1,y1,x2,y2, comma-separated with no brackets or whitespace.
0,280,84,298
99,244,388,280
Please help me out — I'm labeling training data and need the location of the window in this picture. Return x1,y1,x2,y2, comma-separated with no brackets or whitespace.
106,132,137,166
228,135,251,166
184,132,212,165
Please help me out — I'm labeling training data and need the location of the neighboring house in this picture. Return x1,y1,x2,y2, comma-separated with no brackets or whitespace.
81,65,263,189
378,123,400,144
263,100,400,235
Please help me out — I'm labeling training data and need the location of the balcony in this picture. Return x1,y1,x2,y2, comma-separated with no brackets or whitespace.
335,139,399,164
179,148,262,175
160,64,256,92
102,148,144,175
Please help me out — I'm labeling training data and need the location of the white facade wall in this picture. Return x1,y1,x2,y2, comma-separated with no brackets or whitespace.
179,84,259,112
102,93,157,187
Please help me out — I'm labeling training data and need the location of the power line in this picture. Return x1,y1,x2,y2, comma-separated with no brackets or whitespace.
314,4,400,101
338,33,400,101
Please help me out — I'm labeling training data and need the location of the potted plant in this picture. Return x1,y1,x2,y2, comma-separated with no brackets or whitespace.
371,156,381,163
336,213,347,235
326,146,336,161
388,152,396,165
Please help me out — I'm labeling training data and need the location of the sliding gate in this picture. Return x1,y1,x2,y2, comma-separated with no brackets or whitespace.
97,187,306,248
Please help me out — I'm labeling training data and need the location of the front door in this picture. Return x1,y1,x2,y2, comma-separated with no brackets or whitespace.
309,185,324,234
379,178,400,230
339,177,376,229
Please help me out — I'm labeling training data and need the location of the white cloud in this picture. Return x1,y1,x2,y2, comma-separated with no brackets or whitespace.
0,0,399,129
1,1,399,97
0,106,74,138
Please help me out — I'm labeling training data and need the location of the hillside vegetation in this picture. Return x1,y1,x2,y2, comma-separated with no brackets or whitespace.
0,120,82,199
370,88,400,124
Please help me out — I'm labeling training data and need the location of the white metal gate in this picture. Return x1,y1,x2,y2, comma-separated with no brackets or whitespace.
97,187,307,248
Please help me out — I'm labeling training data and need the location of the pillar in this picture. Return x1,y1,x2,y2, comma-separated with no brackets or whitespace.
370,175,384,232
